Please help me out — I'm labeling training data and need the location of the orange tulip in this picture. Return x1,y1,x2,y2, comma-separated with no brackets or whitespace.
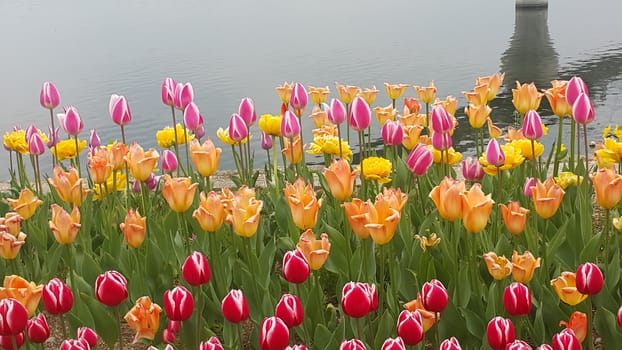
512,81,543,114
373,105,397,125
483,252,512,280
429,177,465,222
399,113,426,127
282,136,304,165
384,83,409,101
487,118,503,139
531,178,565,219
296,229,331,270
284,177,322,230
590,167,622,209
126,143,159,182
124,296,162,343
308,85,330,105
403,98,421,115
414,81,436,104
193,191,226,233
275,82,293,105
48,166,89,207
324,158,357,201
544,80,572,118
476,72,505,102
550,271,588,306
500,201,530,235
403,293,437,332
189,138,222,177
463,83,489,107
465,104,492,129
559,312,587,343
0,231,26,260
461,184,494,233
1,212,23,237
402,125,425,150
120,209,147,248
379,187,408,212
511,250,541,283
227,186,263,238
342,198,371,239
357,86,379,106
335,83,361,104
7,188,43,220
108,141,129,171
49,204,81,245
88,147,112,185
161,175,198,213
0,275,43,316
364,193,401,245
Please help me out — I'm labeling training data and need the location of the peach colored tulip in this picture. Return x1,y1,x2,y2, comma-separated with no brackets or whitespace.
189,138,222,177
324,159,357,201
357,86,379,106
342,198,371,239
1,212,23,237
88,147,112,185
476,72,505,101
275,82,293,105
126,143,159,182
161,175,198,213
296,229,331,270
512,81,543,115
461,184,494,233
308,86,330,105
465,103,492,129
500,202,530,235
531,178,565,218
124,296,162,343
463,83,489,107
429,177,466,222
384,83,409,100
108,141,129,171
282,136,304,165
120,209,147,248
6,189,43,220
49,204,81,245
193,191,226,233
414,81,436,104
284,178,322,230
402,125,425,151
511,250,541,283
550,272,588,306
379,187,408,212
590,167,622,209
544,80,572,118
0,231,26,260
483,252,512,280
335,83,361,104
48,166,89,207
0,275,43,316
373,105,397,125
365,193,401,245
227,186,263,238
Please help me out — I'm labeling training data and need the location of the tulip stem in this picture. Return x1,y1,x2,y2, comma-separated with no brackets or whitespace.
358,131,366,198
603,209,611,273
553,117,564,177
530,140,538,180
183,124,192,177
586,296,594,350
272,136,279,186
238,143,247,183
346,103,351,144
195,285,202,348
171,106,182,177
434,313,441,349
115,306,124,350
583,124,589,174
11,335,18,350
337,124,344,160
569,119,576,172
66,245,77,301
49,108,59,166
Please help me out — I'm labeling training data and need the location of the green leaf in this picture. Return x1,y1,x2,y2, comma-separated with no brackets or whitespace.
79,293,119,347
459,306,485,338
373,310,395,349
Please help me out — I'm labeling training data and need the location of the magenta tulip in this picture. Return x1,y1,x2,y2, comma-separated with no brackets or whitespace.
575,262,604,295
259,316,290,350
161,77,178,107
59,339,90,350
431,131,453,151
199,337,224,350
0,298,28,336
194,125,205,140
281,110,301,138
430,105,453,134
396,310,424,346
182,251,211,286
174,82,194,110
440,337,462,350
239,97,257,126
565,76,588,106
522,110,543,140
42,278,74,315
162,328,176,344
228,113,249,142
503,282,533,316
77,326,98,348
164,285,195,321
109,94,132,126
28,133,46,156
381,120,404,146
161,150,179,174
486,138,505,167
221,289,250,323
523,177,535,197
571,93,595,124
290,83,308,114
27,313,50,344
421,279,449,313
461,157,484,182
184,102,203,131
486,317,515,350
25,125,39,142
551,329,581,350
282,249,310,284
47,126,60,148
349,97,371,131
40,82,61,110
406,144,433,176
58,106,84,136
261,131,273,150
94,270,128,307
328,98,346,125
381,337,406,350
275,294,304,328
89,129,101,150
618,305,622,328
340,339,367,350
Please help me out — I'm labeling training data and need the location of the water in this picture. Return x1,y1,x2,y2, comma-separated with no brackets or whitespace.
1,0,621,180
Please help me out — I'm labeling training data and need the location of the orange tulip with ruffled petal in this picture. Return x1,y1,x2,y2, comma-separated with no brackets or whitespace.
124,296,162,343
48,166,89,207
500,201,530,235
296,229,331,270
342,198,371,239
189,138,222,177
364,194,401,246
284,177,322,230
590,167,622,209
193,191,226,233
551,272,588,306
324,159,357,201
120,209,147,248
126,143,159,182
227,186,263,238
161,175,198,213
511,250,541,283
49,204,81,245
1,212,22,237
0,275,43,316
483,252,512,280
0,231,26,260
559,311,587,343
512,81,543,114
429,177,465,222
7,189,42,220
531,178,565,218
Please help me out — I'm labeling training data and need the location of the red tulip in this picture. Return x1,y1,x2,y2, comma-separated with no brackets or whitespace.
184,102,203,131
26,313,50,343
522,110,543,140
239,97,257,126
407,144,433,176
285,345,307,350
341,282,375,318
162,77,178,107
174,82,194,110
536,345,553,350
340,339,367,350
551,329,581,350
164,285,195,321
430,105,453,134
40,82,61,110
0,332,24,350
328,98,346,125
58,106,84,136
565,76,588,106
259,316,290,350
95,270,128,307
503,282,532,316
60,338,90,350
162,328,176,344
575,262,604,295
275,294,304,328
76,326,98,348
109,94,132,126
440,337,462,350
506,340,533,350
571,93,594,125
421,279,449,313
462,157,484,182
282,249,310,284
182,251,211,286
228,113,249,142
349,97,371,131
381,120,404,146
167,320,181,334
396,310,424,346
199,336,224,350
486,138,505,167
617,305,622,328
281,111,301,139
381,336,406,350
486,316,515,350
0,298,28,336
221,289,250,323
290,83,308,114
161,150,179,174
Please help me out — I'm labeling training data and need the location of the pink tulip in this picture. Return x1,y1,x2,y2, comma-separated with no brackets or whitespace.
328,98,346,125
396,310,424,346
0,298,28,336
228,113,249,142
282,249,310,284
430,105,453,134
406,144,433,176
565,76,588,106
76,326,98,348
431,131,452,151
161,77,178,107
571,93,595,125
461,157,484,182
25,125,39,142
239,97,257,126
486,317,515,350
503,282,532,316
27,313,50,344
506,340,533,350
161,150,179,174
58,106,84,136
340,339,367,350
199,337,224,350
523,177,535,198
40,82,61,110
261,131,273,150
522,110,543,140
194,125,205,140
551,329,581,350
575,262,603,295
28,133,46,156
60,339,90,350
95,270,128,307
381,120,404,146
440,337,462,350
109,94,132,126
349,97,371,131
290,83,308,113
486,138,505,167
281,110,301,138
47,126,60,148
89,129,101,150
341,282,376,318
183,102,202,131
42,278,74,315
174,82,194,110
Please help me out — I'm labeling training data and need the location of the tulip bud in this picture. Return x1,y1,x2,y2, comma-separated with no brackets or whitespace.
174,82,194,110
340,339,367,350
59,338,90,350
286,345,308,350
161,150,179,174
77,326,98,348
200,336,224,350
228,113,249,142
58,106,84,136
0,298,28,336
421,279,448,313
486,138,505,167
194,125,205,140
89,129,101,150
275,294,304,328
565,76,588,106
28,133,46,156
26,313,50,343
164,285,195,321
575,262,604,295
184,102,203,131
431,131,452,151
572,93,595,125
396,310,424,346
47,126,60,148
239,97,257,126
282,249,310,284
281,111,301,138
523,177,535,198
290,83,308,114
42,278,74,315
551,329,581,350
95,270,128,307
328,98,346,125
349,97,371,131
506,340,533,350
0,332,25,350
341,282,373,319
381,120,404,146
40,82,61,110
536,345,553,350
617,305,622,328
461,157,484,182
406,144,433,176
109,94,132,126
440,337,462,350
430,105,453,134
381,336,406,350
162,328,176,344
486,316,515,350
261,131,273,150
167,319,181,334
162,77,178,107
221,289,250,323
182,251,211,286
503,282,532,316
259,316,290,350
522,110,544,140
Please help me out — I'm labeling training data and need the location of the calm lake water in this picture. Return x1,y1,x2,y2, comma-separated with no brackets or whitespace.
1,0,621,180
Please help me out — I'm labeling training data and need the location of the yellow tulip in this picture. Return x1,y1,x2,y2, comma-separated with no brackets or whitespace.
487,118,503,139
512,81,543,114
434,96,458,117
511,250,541,283
531,178,565,219
0,231,26,260
429,177,465,222
308,85,330,105
124,296,162,343
551,272,588,306
373,105,397,126
6,189,42,220
413,233,441,252
483,252,512,280
0,275,43,316
465,103,491,129
296,229,331,270
308,134,353,161
359,156,392,184
275,82,293,105
227,186,263,238
508,139,544,160
323,159,357,201
384,83,409,101
284,178,322,230
602,137,622,160
544,80,572,118
193,191,226,233
161,175,198,213
126,143,159,182
399,113,427,127
156,124,194,148
93,172,126,200
463,83,489,107
342,198,371,239
258,114,283,137
335,83,361,104
3,130,29,154
49,204,81,245
189,138,222,177
309,108,330,129
48,166,90,207
357,86,379,106
414,81,436,104
500,201,529,235
590,167,622,209
461,183,494,233
402,125,425,150
431,146,462,165
120,208,147,248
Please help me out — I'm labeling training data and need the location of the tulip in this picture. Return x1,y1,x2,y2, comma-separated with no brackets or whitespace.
486,138,505,167
349,97,371,131
77,326,97,347
559,311,587,343
124,296,162,343
1,213,22,237
27,133,45,156
335,83,361,104
0,298,28,336
414,81,436,104
340,339,367,350
119,208,147,248
284,178,322,230
95,270,128,307
360,156,393,183
396,310,424,346
522,110,544,140
461,157,484,182
503,282,532,316
0,277,42,317
162,328,176,344
523,177,535,198
200,337,224,350
167,319,180,334
565,76,589,106
290,83,308,115
531,178,565,219
0,232,26,260
617,305,622,328
109,94,132,126
431,131,452,151
26,313,50,343
60,339,90,350
404,294,437,331
194,125,205,140
48,166,89,206
259,114,283,136
282,249,310,284
49,204,81,245
309,85,330,105
184,102,203,131
506,340,533,350
192,191,226,233
42,278,73,315
537,345,553,350
381,120,404,146
227,186,263,238
487,316,515,350
285,345,307,350
512,81,543,115
174,82,194,110
381,336,406,350
465,103,491,129
551,329,581,350
461,183,494,233
406,144,433,176
260,131,273,150
324,159,357,201
296,229,330,270
182,251,211,286
161,174,198,213
358,86,379,106
275,82,294,105
342,198,371,239
275,294,304,328
0,332,25,350
364,193,401,246
58,106,84,136
125,143,159,182
228,113,249,143
575,262,603,295
590,167,622,209
221,289,249,323
89,129,101,152
384,83,409,101
328,98,347,125
511,250,541,284
421,279,448,313
430,105,453,134
429,177,466,222
189,138,222,177
6,189,42,221
499,201,530,235
463,83,489,106
440,337,462,350
544,80,572,118
164,285,194,321
550,272,588,306
281,110,301,139
40,82,60,109
341,282,375,318
571,93,595,125
483,252,512,280
161,77,177,106
160,149,178,174
373,105,397,125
